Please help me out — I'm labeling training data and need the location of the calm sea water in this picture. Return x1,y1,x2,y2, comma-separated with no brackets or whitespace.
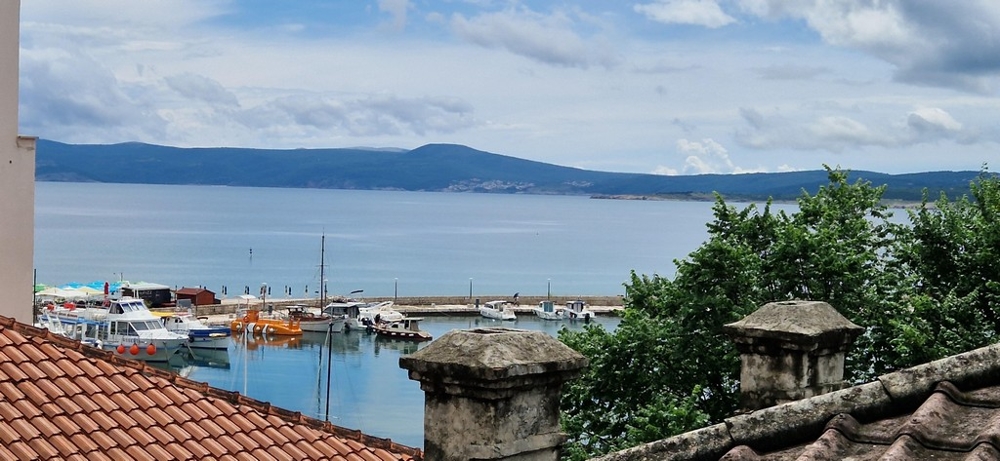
33,182,776,448
34,182,745,298
181,316,620,449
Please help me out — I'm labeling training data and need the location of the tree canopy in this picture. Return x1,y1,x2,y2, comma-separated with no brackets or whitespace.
559,166,1000,460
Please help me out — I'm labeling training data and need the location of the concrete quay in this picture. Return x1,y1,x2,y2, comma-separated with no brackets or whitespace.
191,294,624,318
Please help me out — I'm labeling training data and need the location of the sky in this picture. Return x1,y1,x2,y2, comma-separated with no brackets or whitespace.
16,0,1000,175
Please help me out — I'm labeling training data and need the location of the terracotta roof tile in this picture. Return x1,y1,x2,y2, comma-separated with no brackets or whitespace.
0,316,422,461
179,438,210,458
162,442,193,460
0,361,29,381
164,423,193,442
142,443,176,461
51,414,82,435
15,398,45,420
51,397,83,417
180,419,212,440
146,406,176,426
144,425,175,444
602,341,1000,461
28,437,61,459
8,440,34,460
29,414,61,437
201,437,229,457
70,412,100,433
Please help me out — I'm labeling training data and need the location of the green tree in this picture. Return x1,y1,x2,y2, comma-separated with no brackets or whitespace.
559,167,1000,459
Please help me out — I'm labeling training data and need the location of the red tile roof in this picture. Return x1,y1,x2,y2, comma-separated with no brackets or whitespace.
596,341,1000,461
0,316,422,460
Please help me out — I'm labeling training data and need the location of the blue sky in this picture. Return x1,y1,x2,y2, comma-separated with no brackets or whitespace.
17,0,1000,175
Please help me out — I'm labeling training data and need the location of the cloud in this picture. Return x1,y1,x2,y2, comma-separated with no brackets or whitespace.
18,52,168,142
449,6,619,69
634,0,736,28
735,1,1000,93
753,64,829,81
678,138,736,174
734,106,982,152
164,73,240,107
378,0,411,31
236,94,476,137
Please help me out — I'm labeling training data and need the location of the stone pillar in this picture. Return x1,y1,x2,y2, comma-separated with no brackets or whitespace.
399,327,588,461
723,300,863,411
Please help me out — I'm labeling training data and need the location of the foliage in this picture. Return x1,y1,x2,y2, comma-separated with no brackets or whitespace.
559,166,1000,460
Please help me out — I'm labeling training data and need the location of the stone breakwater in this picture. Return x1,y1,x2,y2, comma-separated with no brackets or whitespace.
192,295,624,317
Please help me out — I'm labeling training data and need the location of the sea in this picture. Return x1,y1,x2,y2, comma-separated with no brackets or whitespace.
33,181,790,448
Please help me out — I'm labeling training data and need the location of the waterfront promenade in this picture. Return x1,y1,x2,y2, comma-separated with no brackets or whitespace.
192,294,624,318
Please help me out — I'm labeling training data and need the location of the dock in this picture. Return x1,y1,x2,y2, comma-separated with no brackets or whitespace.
191,295,624,319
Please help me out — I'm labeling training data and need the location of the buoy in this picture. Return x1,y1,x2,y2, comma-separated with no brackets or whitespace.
146,344,156,355
129,344,140,355
116,344,126,354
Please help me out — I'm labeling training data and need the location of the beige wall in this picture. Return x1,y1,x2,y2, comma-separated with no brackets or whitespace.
0,0,36,324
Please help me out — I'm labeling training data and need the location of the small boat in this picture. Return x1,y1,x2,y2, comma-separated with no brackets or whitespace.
231,308,303,336
357,300,404,327
284,305,345,333
324,299,367,331
532,300,563,320
373,317,432,342
152,309,232,350
479,300,517,321
564,299,596,321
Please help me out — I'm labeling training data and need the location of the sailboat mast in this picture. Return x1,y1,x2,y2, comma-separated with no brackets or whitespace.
320,234,326,307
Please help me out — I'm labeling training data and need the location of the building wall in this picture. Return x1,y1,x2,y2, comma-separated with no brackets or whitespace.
0,0,36,324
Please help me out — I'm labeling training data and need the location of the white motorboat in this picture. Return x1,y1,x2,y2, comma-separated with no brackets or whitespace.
532,300,563,320
152,309,232,350
564,299,596,321
324,299,367,330
479,300,517,321
358,300,404,327
42,297,189,362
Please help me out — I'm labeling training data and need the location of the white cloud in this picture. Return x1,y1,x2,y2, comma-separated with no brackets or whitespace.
634,0,736,28
164,73,240,107
378,0,411,31
449,6,619,68
678,138,735,174
734,1,1000,93
735,105,985,153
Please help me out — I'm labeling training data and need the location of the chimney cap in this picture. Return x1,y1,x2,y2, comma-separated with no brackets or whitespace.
400,327,588,382
723,300,863,350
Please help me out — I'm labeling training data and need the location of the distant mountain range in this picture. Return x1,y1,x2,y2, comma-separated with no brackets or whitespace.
34,139,986,202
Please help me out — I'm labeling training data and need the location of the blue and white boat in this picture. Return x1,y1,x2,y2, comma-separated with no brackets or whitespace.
153,309,232,350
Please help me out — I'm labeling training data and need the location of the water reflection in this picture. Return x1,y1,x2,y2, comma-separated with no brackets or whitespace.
147,315,620,448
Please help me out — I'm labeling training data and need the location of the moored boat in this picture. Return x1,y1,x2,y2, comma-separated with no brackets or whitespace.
531,300,563,320
564,299,596,321
231,308,303,336
284,305,346,333
41,297,189,362
324,299,365,330
357,300,403,327
479,300,517,321
152,309,232,350
373,317,432,342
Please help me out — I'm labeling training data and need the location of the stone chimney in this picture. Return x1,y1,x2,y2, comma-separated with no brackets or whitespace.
399,327,588,461
723,300,863,411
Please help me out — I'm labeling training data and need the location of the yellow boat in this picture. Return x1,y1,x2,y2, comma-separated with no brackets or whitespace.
230,309,302,336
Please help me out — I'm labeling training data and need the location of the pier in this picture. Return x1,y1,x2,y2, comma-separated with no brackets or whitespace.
190,295,624,318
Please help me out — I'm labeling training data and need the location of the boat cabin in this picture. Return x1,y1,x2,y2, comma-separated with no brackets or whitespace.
120,282,172,308
538,300,556,313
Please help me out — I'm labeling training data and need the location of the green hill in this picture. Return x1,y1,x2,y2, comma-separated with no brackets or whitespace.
34,139,985,202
